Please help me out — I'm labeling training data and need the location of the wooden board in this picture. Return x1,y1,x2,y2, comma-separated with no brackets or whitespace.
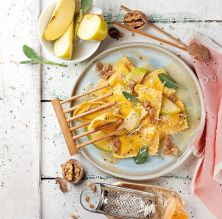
0,0,41,219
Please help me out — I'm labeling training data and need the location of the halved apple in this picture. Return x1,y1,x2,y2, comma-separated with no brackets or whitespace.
77,14,108,41
44,0,75,41
54,21,74,59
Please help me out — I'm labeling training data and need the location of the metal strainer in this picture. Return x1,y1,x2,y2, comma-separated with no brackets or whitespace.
80,183,156,218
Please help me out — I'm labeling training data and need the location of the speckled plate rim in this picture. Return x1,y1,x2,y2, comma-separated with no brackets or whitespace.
71,42,206,181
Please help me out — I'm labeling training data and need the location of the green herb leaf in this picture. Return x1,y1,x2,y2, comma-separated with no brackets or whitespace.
81,0,93,14
23,45,43,61
20,45,67,67
135,146,149,164
158,73,180,89
122,91,137,102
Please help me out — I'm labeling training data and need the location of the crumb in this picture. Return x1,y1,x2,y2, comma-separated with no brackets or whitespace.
86,195,90,203
89,203,95,209
87,181,97,192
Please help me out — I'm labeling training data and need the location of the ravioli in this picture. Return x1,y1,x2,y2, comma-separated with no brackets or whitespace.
73,58,189,161
134,84,162,118
108,56,135,87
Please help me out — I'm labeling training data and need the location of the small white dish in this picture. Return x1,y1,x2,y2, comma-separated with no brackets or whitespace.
38,1,102,63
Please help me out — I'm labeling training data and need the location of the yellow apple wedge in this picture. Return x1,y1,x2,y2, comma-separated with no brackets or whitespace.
54,21,74,59
44,0,75,41
77,14,108,41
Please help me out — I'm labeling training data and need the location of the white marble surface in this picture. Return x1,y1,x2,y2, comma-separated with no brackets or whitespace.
0,0,222,218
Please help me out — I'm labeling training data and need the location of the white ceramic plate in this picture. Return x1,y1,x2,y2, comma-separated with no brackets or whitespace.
71,43,205,180
38,2,102,63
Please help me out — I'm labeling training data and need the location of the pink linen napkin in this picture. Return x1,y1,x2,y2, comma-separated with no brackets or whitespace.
189,33,222,219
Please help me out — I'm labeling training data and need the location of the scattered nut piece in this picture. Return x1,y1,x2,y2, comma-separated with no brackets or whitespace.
168,94,177,103
188,43,210,62
99,70,113,80
143,101,156,124
62,159,84,184
163,135,179,156
96,62,103,71
89,203,95,209
86,195,90,203
87,181,97,192
55,177,68,193
104,64,113,72
128,80,136,93
70,211,78,219
111,136,121,153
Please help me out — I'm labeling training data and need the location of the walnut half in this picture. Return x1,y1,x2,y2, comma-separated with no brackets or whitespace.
62,159,84,184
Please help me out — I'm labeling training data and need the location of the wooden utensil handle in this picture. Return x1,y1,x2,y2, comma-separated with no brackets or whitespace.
52,98,78,155
113,21,188,52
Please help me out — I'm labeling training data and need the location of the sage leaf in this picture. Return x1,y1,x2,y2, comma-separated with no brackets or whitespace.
158,73,180,89
23,45,43,61
81,0,93,14
135,146,148,164
122,91,137,102
20,45,67,67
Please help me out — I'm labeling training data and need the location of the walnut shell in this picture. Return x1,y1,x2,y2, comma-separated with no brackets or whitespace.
62,159,84,184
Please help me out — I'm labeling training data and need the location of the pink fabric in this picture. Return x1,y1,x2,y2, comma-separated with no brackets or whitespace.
190,34,222,219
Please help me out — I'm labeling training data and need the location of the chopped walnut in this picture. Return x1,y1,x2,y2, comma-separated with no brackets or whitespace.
163,135,179,156
128,80,136,93
111,136,121,153
87,181,97,192
124,11,147,30
143,101,156,124
96,62,103,71
99,70,113,80
104,64,113,72
188,43,210,62
168,94,177,103
55,177,68,193
62,159,84,184
124,12,142,22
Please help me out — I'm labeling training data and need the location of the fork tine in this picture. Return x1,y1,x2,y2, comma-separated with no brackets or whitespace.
63,92,113,114
70,121,90,131
76,131,121,149
60,83,110,104
67,101,116,122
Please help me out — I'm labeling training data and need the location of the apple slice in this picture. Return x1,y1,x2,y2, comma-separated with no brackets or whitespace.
44,0,75,41
77,14,108,41
54,21,74,59
161,96,181,115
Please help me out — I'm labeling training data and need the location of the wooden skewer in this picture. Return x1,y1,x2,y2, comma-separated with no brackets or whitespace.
70,121,90,131
76,130,122,149
60,83,110,104
113,21,188,52
63,92,113,114
67,101,116,122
